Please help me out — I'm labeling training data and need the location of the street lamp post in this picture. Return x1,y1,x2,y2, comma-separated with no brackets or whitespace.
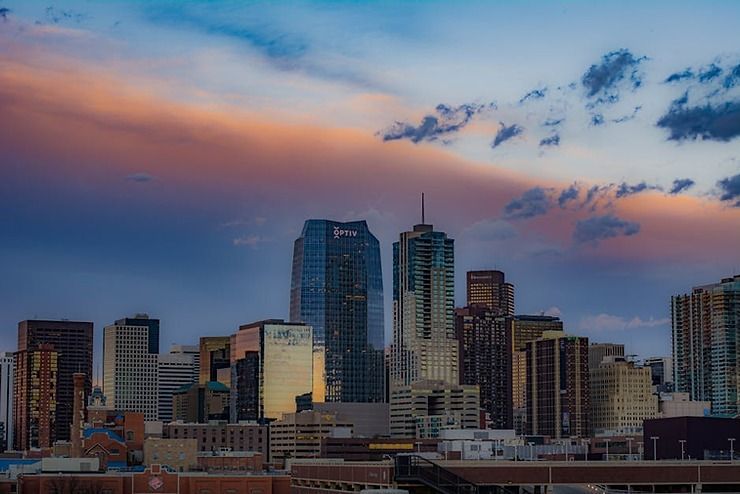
627,437,634,461
650,436,659,461
679,440,686,461
528,442,534,461
729,438,736,460
604,439,610,462
565,441,569,462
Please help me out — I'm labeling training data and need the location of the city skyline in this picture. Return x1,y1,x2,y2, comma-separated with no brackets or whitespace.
1,1,739,363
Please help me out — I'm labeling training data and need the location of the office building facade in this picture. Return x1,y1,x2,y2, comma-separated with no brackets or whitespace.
672,275,740,415
290,219,384,403
590,356,658,434
589,343,626,370
526,334,590,438
509,315,564,434
389,380,480,438
0,353,13,451
644,356,674,392
158,351,197,423
199,337,230,386
455,306,512,429
172,382,229,423
390,223,457,389
14,319,93,449
14,344,57,450
466,270,515,316
103,315,160,420
230,320,313,421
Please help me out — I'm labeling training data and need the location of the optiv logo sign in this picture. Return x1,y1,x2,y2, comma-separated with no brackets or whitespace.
334,226,358,239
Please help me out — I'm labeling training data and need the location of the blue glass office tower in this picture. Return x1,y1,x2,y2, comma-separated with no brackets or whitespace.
290,220,385,403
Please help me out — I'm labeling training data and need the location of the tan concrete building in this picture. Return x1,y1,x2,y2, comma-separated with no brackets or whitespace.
143,438,197,471
658,392,711,418
270,411,353,465
590,356,658,435
589,342,625,370
389,380,480,438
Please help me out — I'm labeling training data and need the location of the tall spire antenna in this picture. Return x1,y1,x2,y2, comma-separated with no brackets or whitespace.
421,192,425,224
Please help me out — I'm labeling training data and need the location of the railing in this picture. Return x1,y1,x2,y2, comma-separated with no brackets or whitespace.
395,455,479,494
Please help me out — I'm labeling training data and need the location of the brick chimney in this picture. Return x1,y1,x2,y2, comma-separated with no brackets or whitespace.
71,372,86,457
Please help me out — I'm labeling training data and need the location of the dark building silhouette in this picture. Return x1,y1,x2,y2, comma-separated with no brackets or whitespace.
455,306,512,429
14,320,93,450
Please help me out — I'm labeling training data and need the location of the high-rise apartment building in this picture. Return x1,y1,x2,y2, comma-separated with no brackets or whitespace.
390,222,456,389
389,380,480,438
590,356,658,434
290,219,385,403
14,345,57,450
589,342,625,370
158,348,197,423
508,315,564,434
672,275,740,415
466,270,514,316
0,353,13,452
526,334,590,438
14,319,93,450
230,320,313,421
103,315,160,420
455,306,512,429
199,337,231,386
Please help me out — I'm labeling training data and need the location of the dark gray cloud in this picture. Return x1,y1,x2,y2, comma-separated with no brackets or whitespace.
591,114,605,126
519,87,547,104
126,172,155,183
612,106,642,123
543,117,564,127
0,7,9,20
665,68,694,84
539,134,560,147
45,6,86,24
503,187,552,219
615,181,661,198
380,103,493,143
717,173,740,206
491,122,524,148
558,184,579,208
724,64,740,89
656,100,740,142
698,63,722,83
669,178,695,194
573,214,640,245
582,49,647,99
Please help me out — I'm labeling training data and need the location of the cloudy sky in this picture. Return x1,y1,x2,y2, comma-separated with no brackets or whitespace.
1,1,738,365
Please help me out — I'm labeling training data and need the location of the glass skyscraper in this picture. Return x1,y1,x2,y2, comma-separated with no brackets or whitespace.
390,223,457,390
290,219,384,403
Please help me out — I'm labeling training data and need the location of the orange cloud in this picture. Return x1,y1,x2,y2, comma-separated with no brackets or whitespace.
0,45,737,264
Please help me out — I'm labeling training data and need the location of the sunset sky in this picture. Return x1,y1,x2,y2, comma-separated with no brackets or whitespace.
1,1,739,364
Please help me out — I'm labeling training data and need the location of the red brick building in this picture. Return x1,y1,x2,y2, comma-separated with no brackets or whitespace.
17,465,290,494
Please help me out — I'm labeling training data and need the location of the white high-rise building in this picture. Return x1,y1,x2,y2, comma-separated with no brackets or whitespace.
169,344,200,383
103,315,160,421
158,347,198,423
0,353,13,451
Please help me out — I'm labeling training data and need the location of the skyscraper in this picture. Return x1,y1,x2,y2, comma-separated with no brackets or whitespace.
158,349,197,423
526,333,590,438
14,319,93,450
14,345,57,450
466,270,515,316
644,356,674,392
199,337,231,385
672,274,740,415
290,219,384,403
103,315,159,420
390,221,456,389
230,320,314,421
170,344,200,383
455,307,512,429
0,353,13,452
508,315,564,434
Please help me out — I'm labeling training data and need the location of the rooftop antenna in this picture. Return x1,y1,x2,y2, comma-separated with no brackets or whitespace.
421,192,425,224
